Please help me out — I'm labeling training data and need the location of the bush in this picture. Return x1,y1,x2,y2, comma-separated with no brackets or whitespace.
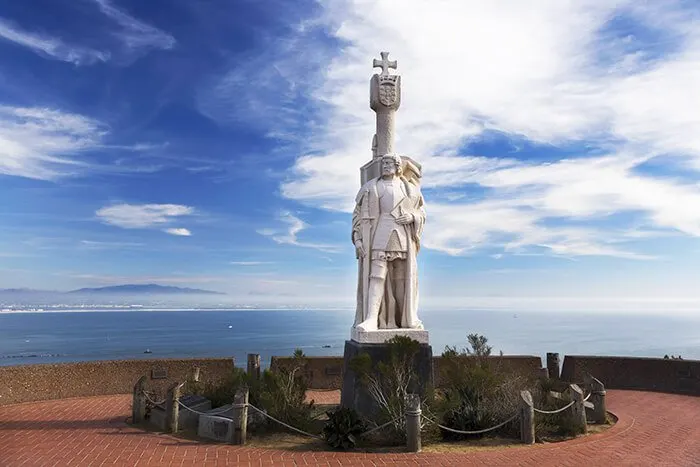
349,335,429,443
256,349,315,432
184,367,247,408
436,334,522,440
323,407,366,450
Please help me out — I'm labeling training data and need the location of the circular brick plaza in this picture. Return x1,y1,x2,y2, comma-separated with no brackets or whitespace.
1,390,699,466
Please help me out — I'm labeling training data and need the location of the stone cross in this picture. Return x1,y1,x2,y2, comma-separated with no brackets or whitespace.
373,51,397,76
366,51,402,178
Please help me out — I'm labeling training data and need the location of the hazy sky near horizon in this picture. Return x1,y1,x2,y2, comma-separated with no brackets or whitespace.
2,0,700,309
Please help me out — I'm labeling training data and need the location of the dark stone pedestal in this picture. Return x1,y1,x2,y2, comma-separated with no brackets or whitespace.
340,340,434,418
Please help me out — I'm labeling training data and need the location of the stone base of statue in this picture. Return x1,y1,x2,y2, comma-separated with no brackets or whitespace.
340,333,434,418
351,327,429,344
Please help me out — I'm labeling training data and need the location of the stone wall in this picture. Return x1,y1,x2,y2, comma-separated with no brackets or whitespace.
269,356,344,390
270,355,543,390
433,355,543,387
561,355,700,396
0,358,235,406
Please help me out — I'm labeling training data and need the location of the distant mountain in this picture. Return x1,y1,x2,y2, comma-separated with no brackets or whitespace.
67,284,225,295
0,288,55,294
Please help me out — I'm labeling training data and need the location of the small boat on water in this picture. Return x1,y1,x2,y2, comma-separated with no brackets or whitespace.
322,345,332,348
144,349,152,354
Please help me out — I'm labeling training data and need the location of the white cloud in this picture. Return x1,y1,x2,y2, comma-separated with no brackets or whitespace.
80,240,145,249
269,0,700,259
96,204,194,230
0,106,106,180
0,17,109,65
92,0,175,52
230,261,274,266
257,211,342,253
0,2,173,66
164,228,192,236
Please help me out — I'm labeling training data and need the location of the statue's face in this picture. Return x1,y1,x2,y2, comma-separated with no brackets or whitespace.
381,157,398,176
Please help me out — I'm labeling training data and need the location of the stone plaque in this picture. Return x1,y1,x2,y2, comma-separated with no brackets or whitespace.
198,415,234,443
151,368,168,379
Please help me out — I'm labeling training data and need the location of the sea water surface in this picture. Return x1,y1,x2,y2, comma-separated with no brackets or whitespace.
1,309,699,367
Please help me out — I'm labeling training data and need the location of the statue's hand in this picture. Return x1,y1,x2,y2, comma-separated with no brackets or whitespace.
354,240,366,258
396,213,414,225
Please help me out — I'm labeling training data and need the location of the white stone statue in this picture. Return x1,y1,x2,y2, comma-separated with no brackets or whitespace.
352,153,426,332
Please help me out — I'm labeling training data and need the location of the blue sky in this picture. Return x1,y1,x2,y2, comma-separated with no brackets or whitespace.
2,0,700,311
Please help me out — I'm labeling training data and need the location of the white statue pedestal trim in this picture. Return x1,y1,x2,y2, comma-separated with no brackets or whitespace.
350,327,429,344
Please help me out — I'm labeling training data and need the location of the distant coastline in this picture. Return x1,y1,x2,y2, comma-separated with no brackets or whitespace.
0,307,354,314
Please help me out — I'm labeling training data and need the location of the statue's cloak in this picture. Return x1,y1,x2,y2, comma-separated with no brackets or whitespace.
352,175,425,329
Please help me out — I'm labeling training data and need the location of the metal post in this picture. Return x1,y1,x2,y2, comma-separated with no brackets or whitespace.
165,382,183,433
132,375,147,424
405,393,421,453
519,390,535,444
569,384,587,435
233,388,249,445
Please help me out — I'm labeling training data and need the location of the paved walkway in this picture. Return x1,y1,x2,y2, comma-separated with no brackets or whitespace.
1,390,699,466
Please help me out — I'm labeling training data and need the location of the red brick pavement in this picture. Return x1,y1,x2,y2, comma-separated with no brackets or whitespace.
0,390,699,466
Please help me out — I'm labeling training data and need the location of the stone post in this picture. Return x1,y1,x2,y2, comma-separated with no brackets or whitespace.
132,375,147,425
568,384,587,435
247,354,261,381
233,388,249,445
588,376,607,424
519,390,535,444
546,353,560,380
405,394,421,453
165,382,183,433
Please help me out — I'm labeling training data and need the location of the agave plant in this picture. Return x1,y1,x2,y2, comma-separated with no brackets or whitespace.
323,407,366,450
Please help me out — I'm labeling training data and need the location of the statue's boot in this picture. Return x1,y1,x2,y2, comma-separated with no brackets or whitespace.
356,277,384,332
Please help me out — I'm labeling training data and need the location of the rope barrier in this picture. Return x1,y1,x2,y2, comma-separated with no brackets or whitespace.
247,404,324,440
422,413,519,435
533,400,575,415
142,391,166,407
360,417,403,437
176,400,244,417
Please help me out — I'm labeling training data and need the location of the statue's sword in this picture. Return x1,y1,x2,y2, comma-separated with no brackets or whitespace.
360,198,372,323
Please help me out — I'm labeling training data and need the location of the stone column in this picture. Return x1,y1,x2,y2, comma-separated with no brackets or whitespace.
132,375,147,424
519,390,535,444
233,388,249,445
362,52,402,185
589,376,607,424
568,384,587,435
547,353,560,380
247,354,261,380
405,394,422,453
165,382,183,433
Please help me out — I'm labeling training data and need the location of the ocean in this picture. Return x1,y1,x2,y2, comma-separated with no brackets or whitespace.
1,309,699,367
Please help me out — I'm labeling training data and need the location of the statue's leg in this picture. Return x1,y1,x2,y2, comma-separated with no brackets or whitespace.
392,259,406,327
357,259,387,332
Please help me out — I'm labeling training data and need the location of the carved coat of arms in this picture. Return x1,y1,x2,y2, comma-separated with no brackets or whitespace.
378,84,397,106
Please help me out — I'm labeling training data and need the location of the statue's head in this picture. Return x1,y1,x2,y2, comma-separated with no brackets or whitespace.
381,153,402,177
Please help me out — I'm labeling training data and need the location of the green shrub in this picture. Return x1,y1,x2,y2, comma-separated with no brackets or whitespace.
349,335,428,443
323,407,366,450
436,334,521,440
256,349,315,432
184,367,247,408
